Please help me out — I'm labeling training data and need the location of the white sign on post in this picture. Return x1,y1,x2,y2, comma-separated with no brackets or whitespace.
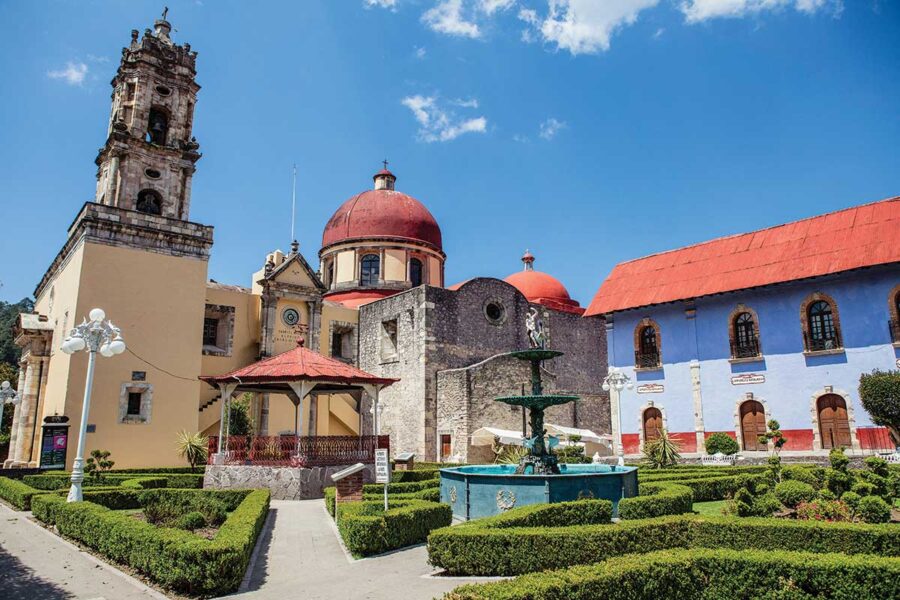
374,449,390,510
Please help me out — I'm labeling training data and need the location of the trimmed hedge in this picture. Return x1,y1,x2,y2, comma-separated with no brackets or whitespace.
23,473,203,490
444,548,900,599
336,499,451,557
392,469,440,482
618,482,693,519
676,473,769,502
324,483,443,516
0,476,46,510
120,476,168,489
427,514,900,576
32,488,269,596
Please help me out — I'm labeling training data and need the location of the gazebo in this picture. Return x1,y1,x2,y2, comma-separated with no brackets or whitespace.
200,342,397,467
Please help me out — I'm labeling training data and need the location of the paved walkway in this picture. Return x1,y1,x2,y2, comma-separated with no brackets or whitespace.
0,499,488,600
228,500,482,600
0,502,163,600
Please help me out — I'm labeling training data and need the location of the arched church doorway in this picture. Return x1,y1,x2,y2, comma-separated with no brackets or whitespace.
642,407,663,443
739,400,767,451
817,394,851,450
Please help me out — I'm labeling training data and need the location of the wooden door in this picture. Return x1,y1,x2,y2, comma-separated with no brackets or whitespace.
740,401,767,451
818,394,852,449
643,407,663,442
440,434,452,461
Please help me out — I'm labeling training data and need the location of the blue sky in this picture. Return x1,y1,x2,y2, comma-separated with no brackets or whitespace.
1,0,898,308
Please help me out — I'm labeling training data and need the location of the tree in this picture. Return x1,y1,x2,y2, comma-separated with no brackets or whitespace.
859,370,900,447
0,298,34,365
758,419,787,455
228,394,252,437
0,362,17,435
85,449,115,483
175,430,208,472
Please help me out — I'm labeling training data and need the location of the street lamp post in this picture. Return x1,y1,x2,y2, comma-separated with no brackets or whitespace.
0,381,19,436
602,366,633,467
60,308,126,502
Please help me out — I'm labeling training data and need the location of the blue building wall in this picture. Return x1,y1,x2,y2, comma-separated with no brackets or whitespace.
605,265,899,455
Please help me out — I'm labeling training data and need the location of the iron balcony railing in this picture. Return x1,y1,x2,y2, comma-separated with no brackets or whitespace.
207,434,390,467
635,350,661,369
730,338,761,359
890,319,900,344
803,331,842,353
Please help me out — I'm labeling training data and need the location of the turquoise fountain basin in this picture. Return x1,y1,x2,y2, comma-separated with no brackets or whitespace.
439,463,638,521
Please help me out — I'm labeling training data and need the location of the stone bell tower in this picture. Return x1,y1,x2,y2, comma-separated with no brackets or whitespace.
94,9,201,220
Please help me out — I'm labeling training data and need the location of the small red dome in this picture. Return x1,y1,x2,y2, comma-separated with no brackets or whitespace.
505,271,574,304
321,171,442,251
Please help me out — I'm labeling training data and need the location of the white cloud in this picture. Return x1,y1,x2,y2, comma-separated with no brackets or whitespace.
522,0,660,55
653,27,665,38
401,94,488,142
414,45,427,59
680,0,842,23
365,0,399,9
539,117,567,140
452,97,480,108
478,0,516,15
422,0,481,38
47,61,88,86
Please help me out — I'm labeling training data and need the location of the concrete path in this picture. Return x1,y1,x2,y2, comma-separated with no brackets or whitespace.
0,502,164,600
227,500,485,600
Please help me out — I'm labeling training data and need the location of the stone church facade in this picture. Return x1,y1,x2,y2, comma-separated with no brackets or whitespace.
5,12,610,469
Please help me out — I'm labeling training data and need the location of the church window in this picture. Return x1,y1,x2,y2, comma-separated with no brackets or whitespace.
203,318,219,346
282,308,300,327
125,82,136,101
155,85,171,96
889,285,900,344
144,168,161,179
136,189,162,215
409,258,423,287
806,300,840,351
147,108,169,145
202,304,235,356
329,321,356,363
119,382,152,424
360,254,380,286
381,319,398,361
634,320,661,369
484,300,507,325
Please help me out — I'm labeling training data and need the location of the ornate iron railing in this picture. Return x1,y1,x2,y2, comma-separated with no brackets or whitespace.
803,331,842,353
207,435,390,467
634,350,661,369
890,319,900,344
730,338,761,359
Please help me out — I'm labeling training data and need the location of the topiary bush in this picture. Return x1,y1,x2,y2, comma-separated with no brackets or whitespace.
841,491,862,511
618,482,693,519
336,499,451,557
774,480,817,508
705,432,739,456
781,465,821,488
174,511,206,531
856,495,891,524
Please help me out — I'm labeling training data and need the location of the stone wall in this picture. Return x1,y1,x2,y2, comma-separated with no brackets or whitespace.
203,464,376,500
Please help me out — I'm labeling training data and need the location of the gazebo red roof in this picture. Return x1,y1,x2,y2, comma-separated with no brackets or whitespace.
200,344,397,387
585,196,900,316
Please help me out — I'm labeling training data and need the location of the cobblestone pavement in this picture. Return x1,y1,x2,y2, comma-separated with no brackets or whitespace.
0,502,164,599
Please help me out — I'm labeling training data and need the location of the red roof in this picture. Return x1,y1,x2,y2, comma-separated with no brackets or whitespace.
505,270,584,315
200,344,397,387
324,290,396,309
321,172,442,251
585,197,900,316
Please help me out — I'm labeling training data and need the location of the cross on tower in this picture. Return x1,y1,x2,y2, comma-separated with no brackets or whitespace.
382,159,389,170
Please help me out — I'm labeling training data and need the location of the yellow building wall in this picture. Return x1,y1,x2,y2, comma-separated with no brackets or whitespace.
36,241,209,469
428,256,442,286
335,250,356,283
383,249,406,281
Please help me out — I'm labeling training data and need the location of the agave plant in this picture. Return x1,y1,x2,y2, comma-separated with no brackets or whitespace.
494,443,529,465
176,430,208,472
642,429,682,469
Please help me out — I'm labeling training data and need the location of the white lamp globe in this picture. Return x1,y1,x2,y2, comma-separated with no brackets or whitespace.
100,344,114,358
109,339,126,355
70,336,86,352
626,381,634,390
601,381,610,392
89,308,106,322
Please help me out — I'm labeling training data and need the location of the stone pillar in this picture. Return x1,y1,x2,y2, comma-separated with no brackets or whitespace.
609,386,622,456
12,358,39,466
106,153,120,206
3,366,27,467
307,300,322,353
689,360,706,452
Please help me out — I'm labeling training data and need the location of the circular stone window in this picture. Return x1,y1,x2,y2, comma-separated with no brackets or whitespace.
483,300,507,325
144,168,161,179
155,85,172,96
281,308,301,327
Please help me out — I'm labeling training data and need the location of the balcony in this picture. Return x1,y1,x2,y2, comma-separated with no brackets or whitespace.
890,319,900,345
803,331,843,354
730,338,761,360
635,350,661,369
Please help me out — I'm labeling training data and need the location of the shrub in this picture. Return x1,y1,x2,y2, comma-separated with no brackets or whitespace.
443,548,900,600
852,480,877,497
864,456,890,478
336,499,451,557
0,476,46,510
175,430,207,472
392,469,440,483
818,489,836,501
824,467,853,497
856,496,891,524
143,492,228,527
174,511,206,531
859,369,900,447
796,499,853,523
85,449,115,483
485,499,613,528
841,491,862,511
774,480,817,508
120,477,167,489
618,482,693,519
31,489,269,596
781,465,820,488
705,432,739,456
829,447,850,471
642,429,681,469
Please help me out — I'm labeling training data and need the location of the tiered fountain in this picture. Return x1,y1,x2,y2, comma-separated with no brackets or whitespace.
440,332,638,521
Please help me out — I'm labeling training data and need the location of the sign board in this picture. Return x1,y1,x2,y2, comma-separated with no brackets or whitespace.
636,383,664,394
39,424,69,470
731,373,765,386
395,452,415,462
331,462,366,482
374,449,391,484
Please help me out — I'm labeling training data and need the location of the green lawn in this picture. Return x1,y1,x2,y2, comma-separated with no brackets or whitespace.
693,500,727,516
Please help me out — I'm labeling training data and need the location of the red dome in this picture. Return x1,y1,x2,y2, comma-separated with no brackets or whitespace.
321,176,442,250
504,270,584,315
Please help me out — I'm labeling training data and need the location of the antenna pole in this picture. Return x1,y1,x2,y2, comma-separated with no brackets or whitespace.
291,164,297,244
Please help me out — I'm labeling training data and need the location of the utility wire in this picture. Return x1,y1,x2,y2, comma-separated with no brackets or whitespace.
126,347,197,382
